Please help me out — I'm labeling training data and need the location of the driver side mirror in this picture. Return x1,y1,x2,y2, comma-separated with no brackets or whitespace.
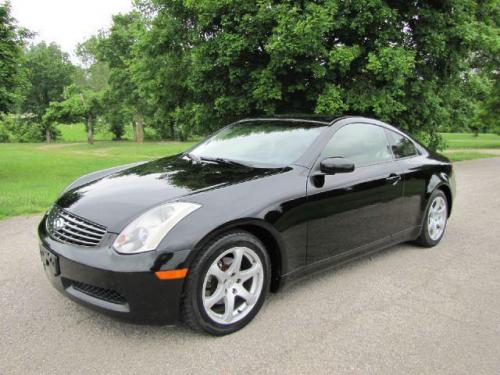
320,157,355,175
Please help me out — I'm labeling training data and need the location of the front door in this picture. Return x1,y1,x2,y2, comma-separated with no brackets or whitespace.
305,123,404,263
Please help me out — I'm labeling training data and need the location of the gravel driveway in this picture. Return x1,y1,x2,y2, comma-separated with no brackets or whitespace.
1,157,499,374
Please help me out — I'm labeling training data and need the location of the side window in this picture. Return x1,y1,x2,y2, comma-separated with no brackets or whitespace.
386,130,418,159
321,123,392,167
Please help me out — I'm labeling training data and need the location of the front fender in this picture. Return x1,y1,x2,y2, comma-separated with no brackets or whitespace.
157,217,288,285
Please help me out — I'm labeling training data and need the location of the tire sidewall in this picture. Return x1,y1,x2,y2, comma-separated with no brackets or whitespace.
187,232,271,336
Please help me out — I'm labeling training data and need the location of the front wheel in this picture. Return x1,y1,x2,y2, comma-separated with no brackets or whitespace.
416,190,448,247
181,231,270,336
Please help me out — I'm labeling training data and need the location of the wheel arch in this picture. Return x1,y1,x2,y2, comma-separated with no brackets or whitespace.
437,184,453,217
426,172,454,217
188,219,287,292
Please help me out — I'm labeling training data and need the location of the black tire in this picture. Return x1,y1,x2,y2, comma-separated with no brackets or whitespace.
181,231,271,336
415,189,448,247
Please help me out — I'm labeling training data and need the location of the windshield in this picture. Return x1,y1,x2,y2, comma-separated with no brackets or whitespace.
190,121,327,167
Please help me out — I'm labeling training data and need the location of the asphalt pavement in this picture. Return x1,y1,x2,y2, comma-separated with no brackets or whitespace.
1,157,499,374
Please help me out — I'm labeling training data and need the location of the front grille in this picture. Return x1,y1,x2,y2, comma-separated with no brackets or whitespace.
46,206,107,247
71,280,127,305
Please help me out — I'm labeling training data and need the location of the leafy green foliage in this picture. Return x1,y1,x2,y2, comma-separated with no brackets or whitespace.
0,113,57,142
0,2,30,113
471,0,500,135
21,42,75,140
121,0,496,148
21,43,75,117
3,0,499,147
43,85,104,143
96,12,148,142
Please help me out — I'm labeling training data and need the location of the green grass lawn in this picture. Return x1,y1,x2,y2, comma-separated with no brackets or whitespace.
441,132,500,149
440,132,500,161
441,150,498,162
0,141,196,220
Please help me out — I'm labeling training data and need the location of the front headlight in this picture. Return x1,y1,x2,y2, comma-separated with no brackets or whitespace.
113,202,201,254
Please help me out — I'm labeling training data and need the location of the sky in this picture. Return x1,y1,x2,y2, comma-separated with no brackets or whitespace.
9,0,133,61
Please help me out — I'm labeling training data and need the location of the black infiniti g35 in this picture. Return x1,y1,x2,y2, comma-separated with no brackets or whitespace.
38,116,455,335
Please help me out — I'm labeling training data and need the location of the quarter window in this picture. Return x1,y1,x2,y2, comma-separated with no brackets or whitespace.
386,130,418,159
321,123,392,167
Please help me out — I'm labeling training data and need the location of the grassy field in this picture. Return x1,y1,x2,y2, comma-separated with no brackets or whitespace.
441,150,498,161
441,132,500,149
441,132,500,161
0,131,499,221
0,141,196,220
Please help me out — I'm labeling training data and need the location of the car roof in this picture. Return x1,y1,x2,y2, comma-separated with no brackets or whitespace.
238,115,410,131
237,115,422,141
238,115,341,125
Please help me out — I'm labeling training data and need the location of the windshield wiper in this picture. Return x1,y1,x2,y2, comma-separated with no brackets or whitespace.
199,156,251,168
184,152,201,162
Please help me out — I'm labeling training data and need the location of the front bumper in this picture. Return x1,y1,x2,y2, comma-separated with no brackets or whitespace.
38,215,189,324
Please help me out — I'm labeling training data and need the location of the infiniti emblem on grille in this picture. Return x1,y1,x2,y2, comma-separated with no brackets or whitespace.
54,217,66,230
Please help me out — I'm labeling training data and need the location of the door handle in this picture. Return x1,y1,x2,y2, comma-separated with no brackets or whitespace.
386,173,401,185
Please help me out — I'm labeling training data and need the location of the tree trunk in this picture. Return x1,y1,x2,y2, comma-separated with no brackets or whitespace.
45,127,52,143
134,113,144,143
169,122,175,139
87,115,94,144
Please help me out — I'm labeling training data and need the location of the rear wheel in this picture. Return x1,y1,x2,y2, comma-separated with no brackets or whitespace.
181,231,270,336
416,190,448,247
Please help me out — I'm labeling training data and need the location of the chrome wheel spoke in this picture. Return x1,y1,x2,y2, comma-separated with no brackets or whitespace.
208,263,227,281
204,285,225,309
235,285,257,306
228,247,244,274
222,292,236,322
239,265,260,283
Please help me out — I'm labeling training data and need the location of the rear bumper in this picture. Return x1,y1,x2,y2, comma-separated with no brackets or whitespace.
38,216,188,324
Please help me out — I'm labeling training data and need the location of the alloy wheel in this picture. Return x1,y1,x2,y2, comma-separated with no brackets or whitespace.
427,196,447,241
202,247,264,325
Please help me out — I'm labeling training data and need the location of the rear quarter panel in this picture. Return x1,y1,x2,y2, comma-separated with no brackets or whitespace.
396,152,454,232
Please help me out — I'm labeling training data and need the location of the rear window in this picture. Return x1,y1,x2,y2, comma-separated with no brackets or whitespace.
386,130,418,159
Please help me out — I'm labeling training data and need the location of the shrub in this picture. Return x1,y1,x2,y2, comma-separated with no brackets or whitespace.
0,120,10,142
0,114,60,142
143,127,161,141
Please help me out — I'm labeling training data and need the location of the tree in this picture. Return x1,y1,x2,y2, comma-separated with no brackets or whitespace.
101,91,130,140
476,76,500,135
74,36,110,92
470,0,500,135
134,0,498,148
22,42,75,141
43,85,103,144
0,1,30,113
131,2,195,140
96,12,148,142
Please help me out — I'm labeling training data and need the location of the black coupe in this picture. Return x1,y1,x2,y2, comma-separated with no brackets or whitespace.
38,116,455,335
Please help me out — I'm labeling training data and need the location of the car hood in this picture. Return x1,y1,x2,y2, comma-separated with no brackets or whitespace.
56,154,279,232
